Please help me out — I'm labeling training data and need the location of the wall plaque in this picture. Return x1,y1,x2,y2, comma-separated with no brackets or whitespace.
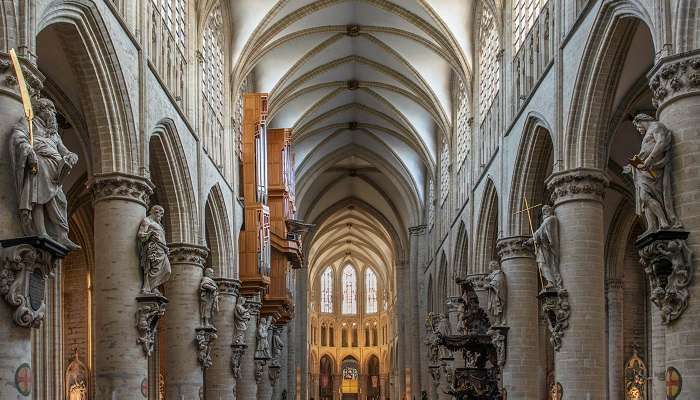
665,367,682,399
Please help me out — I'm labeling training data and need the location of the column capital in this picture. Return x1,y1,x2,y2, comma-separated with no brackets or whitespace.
648,49,700,110
408,225,427,236
546,168,608,205
90,173,154,207
0,51,44,99
247,297,263,315
214,277,241,296
168,243,209,268
496,236,534,261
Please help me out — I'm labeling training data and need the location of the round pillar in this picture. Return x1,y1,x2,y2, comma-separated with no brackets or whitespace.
238,297,261,400
546,168,608,398
205,278,240,399
606,279,624,399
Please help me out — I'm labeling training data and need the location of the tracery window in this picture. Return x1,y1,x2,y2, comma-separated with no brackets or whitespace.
321,267,333,313
427,179,435,228
439,136,450,203
342,265,357,315
455,78,471,166
479,6,500,122
365,268,378,314
202,5,225,170
513,0,547,52
149,0,187,104
154,0,186,47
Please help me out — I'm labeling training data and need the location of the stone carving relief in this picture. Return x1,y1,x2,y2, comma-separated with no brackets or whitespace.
233,296,251,346
484,260,506,326
10,97,79,250
136,298,167,356
270,326,285,367
199,267,219,327
65,349,88,400
230,345,246,379
539,288,570,352
255,315,273,360
649,55,700,107
137,205,171,295
195,327,218,369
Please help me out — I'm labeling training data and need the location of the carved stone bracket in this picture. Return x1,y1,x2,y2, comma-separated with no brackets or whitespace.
195,326,218,369
215,278,241,296
636,230,693,324
648,52,700,109
487,326,508,368
136,294,168,357
538,288,570,351
269,364,281,386
0,237,68,328
546,168,609,205
254,359,266,384
91,173,154,207
231,344,247,379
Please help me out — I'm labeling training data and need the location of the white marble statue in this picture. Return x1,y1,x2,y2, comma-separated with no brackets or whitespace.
10,97,79,249
623,113,682,235
199,267,219,327
484,260,506,326
137,205,171,295
526,205,561,289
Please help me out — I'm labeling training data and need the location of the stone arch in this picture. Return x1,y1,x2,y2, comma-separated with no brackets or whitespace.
436,252,448,314
204,183,234,277
149,119,198,244
508,114,554,236
426,273,434,313
453,221,469,280
564,3,656,170
475,179,499,274
38,0,139,174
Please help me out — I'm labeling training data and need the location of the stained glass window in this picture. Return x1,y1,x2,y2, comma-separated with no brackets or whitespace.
365,268,378,313
320,267,333,313
202,5,225,168
342,265,357,314
439,136,450,203
479,6,500,122
455,78,471,166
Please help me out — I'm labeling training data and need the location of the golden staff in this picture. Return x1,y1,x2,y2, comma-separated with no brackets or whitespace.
513,197,545,289
9,48,37,174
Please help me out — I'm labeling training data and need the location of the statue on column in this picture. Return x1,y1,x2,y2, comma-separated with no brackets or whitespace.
199,267,219,327
271,327,285,365
525,205,561,289
484,260,506,326
256,315,272,359
233,296,251,345
10,97,79,249
623,113,682,235
137,205,171,295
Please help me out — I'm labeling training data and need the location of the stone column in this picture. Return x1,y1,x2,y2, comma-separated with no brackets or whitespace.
272,325,288,400
606,278,624,400
650,306,666,399
495,236,540,399
649,50,700,398
257,362,273,400
205,278,240,399
91,173,154,398
238,297,262,400
408,225,426,399
162,243,209,399
546,168,608,398
395,259,409,398
380,375,387,400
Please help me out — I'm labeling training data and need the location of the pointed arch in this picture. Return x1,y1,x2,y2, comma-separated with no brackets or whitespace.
341,264,358,315
204,183,234,277
475,179,499,274
436,252,448,314
453,221,469,281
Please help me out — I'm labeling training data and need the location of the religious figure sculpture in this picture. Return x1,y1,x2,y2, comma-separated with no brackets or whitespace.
10,97,79,249
256,315,272,359
65,349,88,400
137,205,171,295
623,113,682,235
199,267,219,327
484,260,506,326
271,326,285,365
233,296,251,345
525,205,561,289
435,313,454,360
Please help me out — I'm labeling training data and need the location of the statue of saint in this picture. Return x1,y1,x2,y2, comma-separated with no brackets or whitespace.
271,327,285,364
623,113,682,235
199,267,219,327
526,205,561,289
484,260,506,326
10,97,79,249
233,296,251,345
137,205,171,295
256,316,272,359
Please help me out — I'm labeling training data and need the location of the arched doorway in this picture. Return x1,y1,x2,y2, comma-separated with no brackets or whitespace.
319,355,334,400
366,355,380,400
341,356,360,400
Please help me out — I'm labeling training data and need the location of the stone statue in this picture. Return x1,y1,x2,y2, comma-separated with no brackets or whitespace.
10,97,79,249
65,349,88,400
199,267,219,327
525,205,561,289
484,260,506,326
623,113,682,235
137,205,171,295
233,296,251,345
435,313,453,359
271,326,285,364
256,315,272,359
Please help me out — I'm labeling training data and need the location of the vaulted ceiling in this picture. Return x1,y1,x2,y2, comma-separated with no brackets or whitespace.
229,0,476,272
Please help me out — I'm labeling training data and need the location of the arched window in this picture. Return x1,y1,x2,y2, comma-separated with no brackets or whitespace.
455,78,471,166
320,267,333,313
201,5,225,169
513,0,547,52
365,268,378,313
427,178,435,228
439,136,450,203
479,6,500,122
342,265,357,314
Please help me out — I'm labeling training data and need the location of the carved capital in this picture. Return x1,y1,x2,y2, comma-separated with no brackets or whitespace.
247,297,263,316
91,173,154,207
409,225,427,236
606,278,624,290
0,52,44,97
496,236,534,261
648,51,700,109
546,168,608,205
168,243,209,268
636,230,693,324
538,288,570,351
0,237,67,328
135,294,168,357
215,278,241,296
230,344,247,379
195,326,218,369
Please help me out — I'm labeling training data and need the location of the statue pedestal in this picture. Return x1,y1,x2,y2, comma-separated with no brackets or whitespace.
195,326,218,369
635,230,693,324
135,293,168,357
0,235,70,398
538,288,570,351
